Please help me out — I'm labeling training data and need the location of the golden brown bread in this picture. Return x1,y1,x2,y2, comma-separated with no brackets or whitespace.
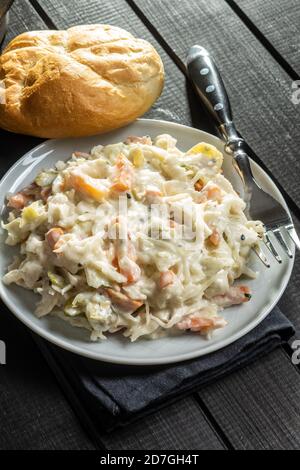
0,24,164,138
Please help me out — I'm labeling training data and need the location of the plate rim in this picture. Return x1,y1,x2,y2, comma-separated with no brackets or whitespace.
0,118,295,365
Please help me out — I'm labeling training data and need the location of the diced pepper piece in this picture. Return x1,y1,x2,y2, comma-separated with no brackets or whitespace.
187,142,223,171
73,151,91,159
111,154,133,193
48,271,65,288
208,229,221,247
105,288,143,313
177,314,227,334
131,148,145,168
112,222,141,284
211,285,251,308
66,172,108,201
40,187,52,202
22,202,42,222
206,185,222,202
125,136,152,145
46,227,64,251
144,187,162,204
7,193,30,210
194,179,204,192
158,270,175,289
187,142,222,158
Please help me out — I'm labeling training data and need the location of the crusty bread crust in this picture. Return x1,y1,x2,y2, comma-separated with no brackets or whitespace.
0,24,164,138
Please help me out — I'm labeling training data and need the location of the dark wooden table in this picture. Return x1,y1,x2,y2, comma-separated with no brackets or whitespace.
1,0,300,451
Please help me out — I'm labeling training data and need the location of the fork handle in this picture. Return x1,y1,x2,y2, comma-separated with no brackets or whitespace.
187,46,233,126
187,47,300,256
186,45,254,187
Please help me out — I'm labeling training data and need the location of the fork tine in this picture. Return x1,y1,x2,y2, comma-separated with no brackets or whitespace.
264,232,282,263
273,229,293,259
252,245,270,268
286,225,300,251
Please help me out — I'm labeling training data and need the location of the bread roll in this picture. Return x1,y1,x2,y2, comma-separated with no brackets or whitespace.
0,24,164,138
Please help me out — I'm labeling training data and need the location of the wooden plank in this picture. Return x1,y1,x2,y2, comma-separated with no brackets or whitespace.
132,0,300,212
199,348,300,449
16,0,225,450
278,216,300,339
3,0,47,46
0,305,95,450
36,0,300,451
101,397,225,450
236,0,300,76
0,1,14,21
0,2,96,451
128,0,300,448
279,260,300,340
4,0,300,451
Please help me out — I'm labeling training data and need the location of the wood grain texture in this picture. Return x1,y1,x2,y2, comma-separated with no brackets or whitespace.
2,0,300,451
0,1,14,20
34,0,300,451
3,0,46,46
199,348,300,449
29,0,224,450
279,260,300,339
0,306,95,450
236,0,300,76
132,0,300,210
278,215,300,339
0,2,95,451
101,397,225,450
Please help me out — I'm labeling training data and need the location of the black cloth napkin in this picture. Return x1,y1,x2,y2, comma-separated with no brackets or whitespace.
37,307,294,432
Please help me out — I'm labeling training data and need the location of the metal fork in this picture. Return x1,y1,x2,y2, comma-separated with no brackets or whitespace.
187,45,300,267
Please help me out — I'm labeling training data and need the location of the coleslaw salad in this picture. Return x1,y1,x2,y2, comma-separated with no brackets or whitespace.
2,134,263,342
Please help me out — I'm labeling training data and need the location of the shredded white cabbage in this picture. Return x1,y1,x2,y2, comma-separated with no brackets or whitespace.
3,135,263,341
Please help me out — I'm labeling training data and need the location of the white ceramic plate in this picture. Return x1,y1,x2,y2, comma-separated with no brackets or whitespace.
0,119,294,365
